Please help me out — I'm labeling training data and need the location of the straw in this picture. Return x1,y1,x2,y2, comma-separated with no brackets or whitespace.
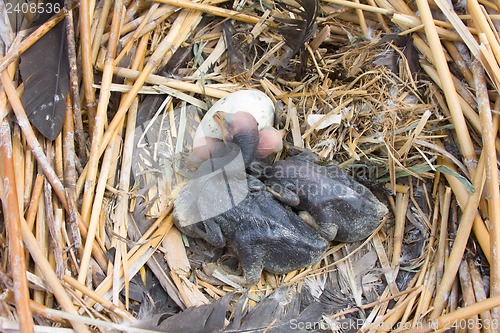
155,0,274,25
0,71,68,209
430,154,486,319
472,60,500,315
416,0,477,168
0,118,34,333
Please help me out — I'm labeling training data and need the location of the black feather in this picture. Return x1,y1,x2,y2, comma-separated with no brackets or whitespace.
275,0,319,58
19,3,69,141
135,288,327,333
223,21,254,75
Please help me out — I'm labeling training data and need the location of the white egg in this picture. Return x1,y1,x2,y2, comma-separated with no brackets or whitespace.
194,89,275,142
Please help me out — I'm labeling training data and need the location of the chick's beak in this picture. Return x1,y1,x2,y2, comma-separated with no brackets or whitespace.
213,111,231,142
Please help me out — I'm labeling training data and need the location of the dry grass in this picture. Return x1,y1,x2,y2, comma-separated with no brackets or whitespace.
0,0,499,332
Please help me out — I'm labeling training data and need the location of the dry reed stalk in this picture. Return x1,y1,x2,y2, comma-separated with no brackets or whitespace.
468,0,500,69
0,8,66,72
3,309,163,333
11,126,24,213
361,288,390,330
366,0,392,32
86,214,173,306
420,63,483,140
111,33,149,309
62,275,135,321
43,176,65,278
401,196,440,324
102,5,174,43
471,60,500,315
33,186,48,306
23,142,35,208
439,155,492,262
123,0,140,22
434,0,500,90
171,269,211,307
468,257,495,332
26,174,45,230
112,182,129,307
404,294,500,332
352,0,369,36
114,3,161,66
332,287,422,319
20,214,90,332
155,0,273,25
335,11,380,29
397,110,431,158
416,0,477,170
80,0,124,226
79,0,97,131
373,234,399,295
390,191,409,277
62,94,82,251
370,276,420,332
391,14,463,41
413,258,438,326
458,260,480,333
436,187,451,284
287,99,303,147
77,136,119,288
443,41,474,87
430,154,486,319
162,227,191,276
3,290,68,325
0,119,34,333
109,64,231,96
91,0,113,63
478,0,500,10
64,1,86,160
0,71,68,208
92,7,203,172
143,249,186,309
375,294,420,332
324,0,394,15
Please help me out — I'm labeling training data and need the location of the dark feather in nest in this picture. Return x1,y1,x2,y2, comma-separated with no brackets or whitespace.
223,21,255,76
134,287,326,333
275,0,319,58
19,4,69,141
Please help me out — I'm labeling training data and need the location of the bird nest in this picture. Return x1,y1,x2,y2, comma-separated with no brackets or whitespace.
0,0,499,332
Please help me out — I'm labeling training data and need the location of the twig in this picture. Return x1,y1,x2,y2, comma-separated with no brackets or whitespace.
468,257,494,333
458,260,480,333
62,93,81,250
0,119,34,333
64,0,86,160
154,0,275,25
91,0,113,63
62,275,135,321
323,0,394,15
80,0,97,131
416,0,477,170
472,59,500,315
20,208,90,332
0,8,66,71
430,153,486,319
80,0,124,226
403,294,500,332
77,136,119,287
